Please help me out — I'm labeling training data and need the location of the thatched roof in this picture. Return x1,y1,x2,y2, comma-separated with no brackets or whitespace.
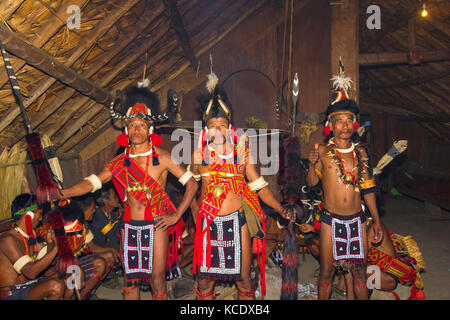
0,0,448,157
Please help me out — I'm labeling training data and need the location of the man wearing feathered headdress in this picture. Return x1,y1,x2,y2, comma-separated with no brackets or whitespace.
61,84,198,300
306,58,384,300
186,70,295,300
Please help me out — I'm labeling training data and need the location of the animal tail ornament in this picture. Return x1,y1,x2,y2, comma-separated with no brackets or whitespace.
0,40,61,204
1,40,76,277
279,73,304,300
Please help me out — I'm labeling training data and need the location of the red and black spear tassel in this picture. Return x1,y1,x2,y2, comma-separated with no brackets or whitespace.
278,73,305,300
0,40,77,277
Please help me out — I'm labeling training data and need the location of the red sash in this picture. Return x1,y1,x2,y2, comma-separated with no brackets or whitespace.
105,152,184,273
105,153,176,221
192,144,266,296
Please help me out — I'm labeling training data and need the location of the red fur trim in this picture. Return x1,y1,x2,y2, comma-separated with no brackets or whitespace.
116,131,129,147
408,284,426,300
252,238,263,254
317,278,332,289
201,128,208,146
237,287,255,299
152,288,167,300
195,287,215,300
229,125,238,143
49,210,78,277
25,132,61,203
150,133,163,146
25,214,35,241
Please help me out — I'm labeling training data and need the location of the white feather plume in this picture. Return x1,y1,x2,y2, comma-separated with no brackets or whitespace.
331,75,353,92
206,72,219,94
138,78,150,88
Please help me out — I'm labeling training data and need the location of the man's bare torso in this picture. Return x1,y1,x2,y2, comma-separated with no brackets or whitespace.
0,231,42,287
319,144,362,215
195,150,243,216
126,147,169,220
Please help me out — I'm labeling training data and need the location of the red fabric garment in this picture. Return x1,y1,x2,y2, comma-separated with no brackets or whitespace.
105,151,183,272
105,152,175,221
192,144,266,296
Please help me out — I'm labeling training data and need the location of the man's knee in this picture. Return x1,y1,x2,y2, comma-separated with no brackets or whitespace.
47,279,65,296
93,257,107,275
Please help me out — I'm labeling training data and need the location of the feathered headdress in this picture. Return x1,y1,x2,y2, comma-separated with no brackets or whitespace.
110,82,166,163
323,57,359,136
198,71,233,124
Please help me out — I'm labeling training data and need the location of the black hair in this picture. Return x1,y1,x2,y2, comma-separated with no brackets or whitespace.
197,86,233,125
93,182,115,207
325,98,359,121
60,201,85,224
120,85,161,116
11,193,37,222
72,194,95,211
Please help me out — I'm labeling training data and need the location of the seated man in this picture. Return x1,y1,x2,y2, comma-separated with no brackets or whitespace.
90,184,122,251
0,194,65,300
75,195,121,271
59,201,109,299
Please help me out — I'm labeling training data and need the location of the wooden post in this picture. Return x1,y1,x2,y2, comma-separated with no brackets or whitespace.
330,0,359,104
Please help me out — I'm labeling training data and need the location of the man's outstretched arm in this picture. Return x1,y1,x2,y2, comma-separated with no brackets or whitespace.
61,167,112,199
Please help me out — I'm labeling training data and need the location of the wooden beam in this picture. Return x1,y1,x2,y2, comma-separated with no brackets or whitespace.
361,102,450,123
360,69,450,89
0,0,140,134
162,0,198,69
331,0,359,103
0,0,90,91
359,50,450,66
0,22,113,111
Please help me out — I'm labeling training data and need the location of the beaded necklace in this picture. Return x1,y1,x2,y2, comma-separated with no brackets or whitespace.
125,146,151,199
14,226,37,258
328,138,364,192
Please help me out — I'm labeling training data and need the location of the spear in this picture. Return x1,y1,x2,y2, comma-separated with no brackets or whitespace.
0,40,60,203
291,73,299,136
0,40,76,277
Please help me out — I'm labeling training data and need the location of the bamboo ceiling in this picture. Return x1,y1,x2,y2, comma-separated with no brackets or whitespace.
359,0,450,142
0,0,448,156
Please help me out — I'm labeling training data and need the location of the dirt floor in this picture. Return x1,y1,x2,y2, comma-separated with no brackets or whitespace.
95,194,450,300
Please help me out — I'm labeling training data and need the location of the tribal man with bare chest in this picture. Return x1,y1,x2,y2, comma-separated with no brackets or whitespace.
61,85,198,300
307,60,383,300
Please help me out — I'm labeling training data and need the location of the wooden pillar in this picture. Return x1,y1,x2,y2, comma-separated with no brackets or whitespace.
330,0,359,104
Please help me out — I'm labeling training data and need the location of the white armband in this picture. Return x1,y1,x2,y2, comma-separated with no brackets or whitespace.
85,230,94,244
36,246,48,260
178,171,194,186
187,165,201,182
13,255,33,274
248,176,269,192
84,174,102,193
